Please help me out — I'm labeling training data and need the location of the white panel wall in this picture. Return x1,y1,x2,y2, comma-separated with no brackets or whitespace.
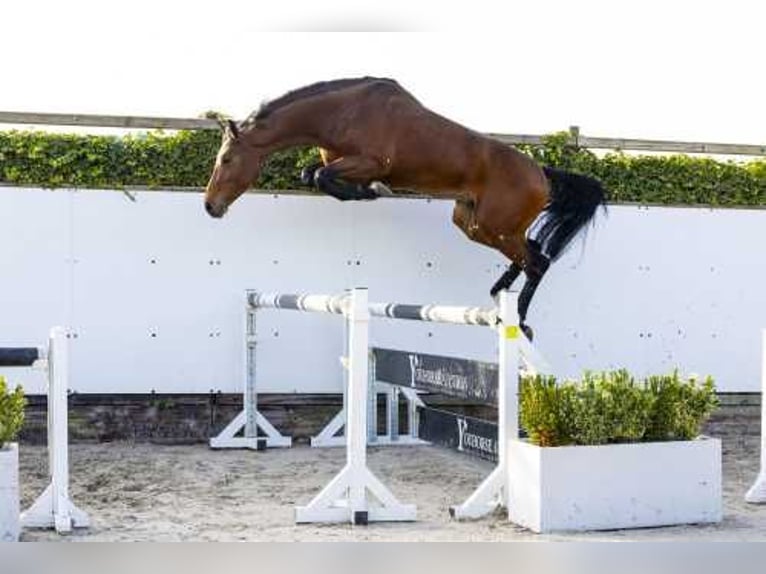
0,187,764,394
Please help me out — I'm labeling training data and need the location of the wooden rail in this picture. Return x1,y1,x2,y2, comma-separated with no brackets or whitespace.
1,111,764,157
0,111,217,131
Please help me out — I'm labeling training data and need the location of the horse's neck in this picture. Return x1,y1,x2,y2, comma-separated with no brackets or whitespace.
245,103,330,153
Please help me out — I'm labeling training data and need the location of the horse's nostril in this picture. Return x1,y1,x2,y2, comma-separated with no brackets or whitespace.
205,200,226,218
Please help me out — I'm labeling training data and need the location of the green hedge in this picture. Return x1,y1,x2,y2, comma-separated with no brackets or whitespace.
1,129,764,207
519,370,718,447
0,376,26,447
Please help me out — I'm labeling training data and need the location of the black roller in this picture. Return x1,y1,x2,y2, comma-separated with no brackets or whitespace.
0,347,39,367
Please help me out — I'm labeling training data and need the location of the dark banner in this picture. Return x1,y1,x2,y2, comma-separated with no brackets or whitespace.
0,347,39,367
373,347,498,405
419,407,499,462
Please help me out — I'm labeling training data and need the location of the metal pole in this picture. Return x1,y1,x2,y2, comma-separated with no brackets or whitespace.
244,301,259,444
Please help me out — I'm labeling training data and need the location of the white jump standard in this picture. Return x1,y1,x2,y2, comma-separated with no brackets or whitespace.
745,329,766,503
0,327,89,534
250,289,416,524
244,288,546,524
209,292,292,450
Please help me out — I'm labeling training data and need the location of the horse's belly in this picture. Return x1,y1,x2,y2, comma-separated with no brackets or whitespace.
387,161,469,195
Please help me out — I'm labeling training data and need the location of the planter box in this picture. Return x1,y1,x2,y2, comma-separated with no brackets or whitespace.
507,437,722,533
0,443,20,542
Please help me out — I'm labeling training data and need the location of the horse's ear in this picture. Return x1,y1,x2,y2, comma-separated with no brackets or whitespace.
226,119,241,139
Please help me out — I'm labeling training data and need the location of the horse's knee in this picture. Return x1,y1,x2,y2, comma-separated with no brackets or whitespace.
452,200,481,239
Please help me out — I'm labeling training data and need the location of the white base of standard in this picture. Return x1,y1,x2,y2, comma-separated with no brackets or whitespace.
450,465,506,520
745,472,766,503
295,463,417,524
21,483,90,533
209,410,292,449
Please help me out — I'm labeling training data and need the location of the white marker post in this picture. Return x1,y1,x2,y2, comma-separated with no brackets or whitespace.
745,330,766,503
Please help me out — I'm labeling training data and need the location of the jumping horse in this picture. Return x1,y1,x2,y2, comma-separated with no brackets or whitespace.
204,77,606,339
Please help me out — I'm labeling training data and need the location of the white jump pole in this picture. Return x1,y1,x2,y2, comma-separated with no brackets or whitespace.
295,288,416,524
449,290,520,519
745,329,766,503
21,327,89,533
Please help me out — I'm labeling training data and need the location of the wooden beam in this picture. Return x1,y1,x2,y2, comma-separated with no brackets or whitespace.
488,132,766,157
0,111,219,131
1,111,764,156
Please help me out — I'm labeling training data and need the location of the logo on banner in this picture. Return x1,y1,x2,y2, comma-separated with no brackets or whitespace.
456,417,497,457
408,353,420,388
407,353,470,394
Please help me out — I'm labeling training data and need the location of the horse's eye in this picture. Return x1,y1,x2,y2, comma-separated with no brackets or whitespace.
221,155,232,165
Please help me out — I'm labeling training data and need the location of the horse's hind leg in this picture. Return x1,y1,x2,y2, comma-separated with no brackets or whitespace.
453,200,527,297
474,205,549,340
490,262,523,297
491,235,550,341
314,156,391,201
516,239,550,341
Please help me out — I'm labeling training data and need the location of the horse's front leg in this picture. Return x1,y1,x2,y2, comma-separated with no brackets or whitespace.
300,162,323,186
313,156,392,201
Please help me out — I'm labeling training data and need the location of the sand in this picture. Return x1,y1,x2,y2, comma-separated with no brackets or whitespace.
17,438,766,541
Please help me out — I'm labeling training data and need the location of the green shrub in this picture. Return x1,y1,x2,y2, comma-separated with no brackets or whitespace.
1,128,764,207
0,376,26,447
519,369,717,447
570,370,655,445
644,372,719,441
519,375,576,446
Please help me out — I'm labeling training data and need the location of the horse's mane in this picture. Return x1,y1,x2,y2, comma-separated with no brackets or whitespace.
251,77,398,121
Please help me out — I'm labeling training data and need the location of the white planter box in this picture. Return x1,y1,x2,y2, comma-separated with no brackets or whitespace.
507,437,722,533
0,443,20,542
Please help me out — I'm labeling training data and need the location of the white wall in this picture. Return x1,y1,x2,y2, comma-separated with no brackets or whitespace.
0,187,763,394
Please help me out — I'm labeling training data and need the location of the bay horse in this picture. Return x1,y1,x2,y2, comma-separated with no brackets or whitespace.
204,77,605,339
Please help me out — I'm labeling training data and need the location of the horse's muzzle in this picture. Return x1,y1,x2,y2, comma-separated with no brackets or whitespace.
205,200,226,219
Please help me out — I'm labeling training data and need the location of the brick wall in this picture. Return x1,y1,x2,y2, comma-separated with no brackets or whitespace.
18,393,761,446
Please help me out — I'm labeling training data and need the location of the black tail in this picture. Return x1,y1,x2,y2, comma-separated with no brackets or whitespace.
534,167,607,261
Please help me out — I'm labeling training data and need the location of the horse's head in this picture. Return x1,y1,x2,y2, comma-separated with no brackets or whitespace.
204,119,263,218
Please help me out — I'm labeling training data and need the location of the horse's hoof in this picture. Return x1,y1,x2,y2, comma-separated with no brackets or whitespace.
369,181,394,197
300,166,317,186
521,323,534,342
